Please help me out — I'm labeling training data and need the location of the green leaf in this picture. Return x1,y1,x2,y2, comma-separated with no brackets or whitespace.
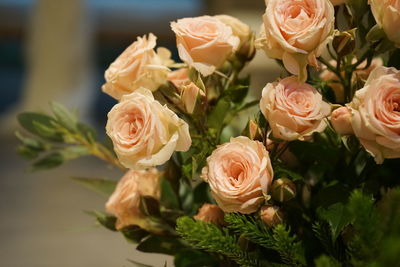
318,203,352,241
85,210,117,231
71,177,116,196
160,178,180,210
139,196,161,217
179,179,194,214
274,166,304,181
224,84,249,103
314,255,340,267
50,102,78,132
174,249,219,267
207,98,230,133
31,152,64,171
77,123,97,143
17,112,63,141
59,146,90,160
193,182,214,205
137,235,186,255
121,225,149,244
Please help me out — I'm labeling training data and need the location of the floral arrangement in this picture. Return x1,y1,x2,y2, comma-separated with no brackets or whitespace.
16,0,400,266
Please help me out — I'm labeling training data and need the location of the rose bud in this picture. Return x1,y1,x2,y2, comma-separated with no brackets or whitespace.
331,106,354,135
194,204,225,226
181,82,205,114
260,205,283,227
332,30,356,57
106,168,162,232
271,178,297,203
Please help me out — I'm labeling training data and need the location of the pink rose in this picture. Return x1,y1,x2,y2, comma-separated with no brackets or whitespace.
194,204,225,226
260,76,331,141
349,66,400,163
106,87,191,168
257,0,334,81
106,168,161,231
201,136,274,214
320,58,383,103
370,0,400,47
171,16,239,76
102,33,172,100
331,106,354,135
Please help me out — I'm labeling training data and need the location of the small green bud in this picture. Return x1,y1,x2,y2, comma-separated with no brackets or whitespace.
271,178,297,202
332,29,356,56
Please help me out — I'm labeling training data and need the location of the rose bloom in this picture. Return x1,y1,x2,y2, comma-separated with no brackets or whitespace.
214,15,251,45
171,16,239,76
370,0,400,47
102,33,172,100
331,106,353,135
168,68,190,88
194,204,225,226
106,87,191,168
106,168,161,231
320,57,383,103
257,0,334,81
349,66,400,164
260,76,331,141
201,136,273,214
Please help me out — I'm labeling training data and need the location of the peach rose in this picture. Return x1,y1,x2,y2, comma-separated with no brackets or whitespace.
171,16,239,76
201,136,273,214
349,66,400,163
260,76,331,141
194,204,225,225
331,106,354,135
320,58,383,103
370,0,400,47
215,15,251,45
257,0,334,81
102,33,172,100
106,168,161,231
106,87,191,168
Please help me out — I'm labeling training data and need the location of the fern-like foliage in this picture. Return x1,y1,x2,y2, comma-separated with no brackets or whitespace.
224,213,306,266
176,216,259,267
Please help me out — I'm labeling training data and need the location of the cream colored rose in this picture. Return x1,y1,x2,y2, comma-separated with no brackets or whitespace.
331,106,354,135
370,0,400,47
257,0,334,81
106,87,191,168
201,136,273,214
102,33,172,100
215,15,251,45
349,66,400,163
106,168,161,231
171,16,239,76
320,58,383,103
260,76,331,141
194,204,225,226
330,0,346,5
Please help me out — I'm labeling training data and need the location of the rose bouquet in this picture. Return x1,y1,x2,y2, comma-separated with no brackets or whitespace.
16,0,400,266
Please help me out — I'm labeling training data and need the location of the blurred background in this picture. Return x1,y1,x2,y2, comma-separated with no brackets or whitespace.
0,0,280,266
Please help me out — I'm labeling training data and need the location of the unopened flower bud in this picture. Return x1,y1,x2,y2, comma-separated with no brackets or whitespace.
331,106,354,135
248,120,262,141
260,205,283,227
271,178,297,203
194,204,225,226
332,30,356,56
181,82,205,114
